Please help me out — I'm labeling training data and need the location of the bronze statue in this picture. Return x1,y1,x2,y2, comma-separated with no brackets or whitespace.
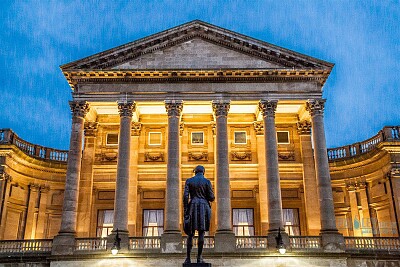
183,165,215,264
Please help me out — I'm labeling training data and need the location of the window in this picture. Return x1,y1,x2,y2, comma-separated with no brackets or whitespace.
106,133,118,145
283,208,300,236
143,209,164,237
191,132,204,145
277,131,290,144
234,131,247,144
233,209,254,236
97,210,114,238
148,132,162,146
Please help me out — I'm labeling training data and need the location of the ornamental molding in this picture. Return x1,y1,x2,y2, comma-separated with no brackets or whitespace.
231,151,252,161
306,99,326,117
69,101,90,118
212,100,230,117
118,101,136,117
253,121,264,135
145,152,164,162
297,120,312,135
165,100,183,117
84,122,99,136
132,122,142,136
258,100,278,117
188,152,208,161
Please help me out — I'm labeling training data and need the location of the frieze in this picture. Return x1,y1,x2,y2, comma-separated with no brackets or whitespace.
258,100,278,117
277,152,295,161
69,101,90,118
231,151,251,161
100,152,118,162
118,101,136,117
165,100,183,117
306,99,326,117
212,100,230,117
188,152,208,161
145,152,164,162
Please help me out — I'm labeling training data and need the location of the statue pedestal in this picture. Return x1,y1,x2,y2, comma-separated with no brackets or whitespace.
183,263,212,267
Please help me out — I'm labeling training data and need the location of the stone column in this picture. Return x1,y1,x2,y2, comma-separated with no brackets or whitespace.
347,184,362,236
297,120,321,235
0,172,12,239
358,183,372,237
128,122,141,236
306,99,344,250
52,101,89,255
24,184,40,239
109,101,135,251
254,121,269,235
258,100,288,248
76,122,98,237
212,100,236,252
35,186,49,239
161,100,183,253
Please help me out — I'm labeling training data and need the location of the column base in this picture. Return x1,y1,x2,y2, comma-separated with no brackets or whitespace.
183,263,212,267
267,230,289,251
320,230,344,252
161,231,182,253
107,229,130,253
51,232,76,255
214,231,236,252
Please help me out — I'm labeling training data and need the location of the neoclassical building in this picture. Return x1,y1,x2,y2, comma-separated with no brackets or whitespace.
0,21,399,266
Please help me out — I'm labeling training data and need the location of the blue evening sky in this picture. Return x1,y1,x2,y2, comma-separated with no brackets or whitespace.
0,1,399,150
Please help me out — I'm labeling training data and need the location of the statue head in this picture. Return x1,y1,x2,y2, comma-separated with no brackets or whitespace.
193,165,205,175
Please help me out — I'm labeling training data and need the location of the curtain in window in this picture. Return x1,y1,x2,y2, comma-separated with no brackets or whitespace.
233,209,254,236
143,210,164,236
97,210,114,237
282,209,300,235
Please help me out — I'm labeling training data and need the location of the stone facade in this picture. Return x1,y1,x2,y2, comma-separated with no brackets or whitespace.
0,20,399,265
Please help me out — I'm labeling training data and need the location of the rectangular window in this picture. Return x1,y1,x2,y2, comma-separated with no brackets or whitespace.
143,209,164,237
234,131,247,144
191,132,204,145
283,208,300,236
106,133,119,145
148,132,162,146
233,208,254,236
97,210,114,238
277,131,290,144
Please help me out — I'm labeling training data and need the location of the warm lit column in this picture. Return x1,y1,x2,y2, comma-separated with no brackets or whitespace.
113,101,135,236
347,184,362,236
254,121,269,235
59,101,90,234
52,101,89,255
24,184,40,239
35,186,49,239
0,172,12,239
128,122,141,236
212,100,232,233
258,100,284,234
358,182,372,237
306,99,343,248
297,120,321,235
76,122,98,237
164,100,183,233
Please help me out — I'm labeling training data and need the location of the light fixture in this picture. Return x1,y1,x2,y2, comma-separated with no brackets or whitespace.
111,229,121,255
276,228,286,255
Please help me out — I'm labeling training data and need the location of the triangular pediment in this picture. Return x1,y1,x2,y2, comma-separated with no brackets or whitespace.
61,20,333,71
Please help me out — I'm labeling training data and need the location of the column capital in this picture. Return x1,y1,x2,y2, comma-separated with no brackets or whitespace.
69,101,90,118
0,171,12,182
253,121,264,135
165,100,183,117
118,101,136,117
28,183,41,191
131,122,142,136
306,99,326,116
84,122,98,136
258,100,278,117
212,100,230,117
297,120,312,135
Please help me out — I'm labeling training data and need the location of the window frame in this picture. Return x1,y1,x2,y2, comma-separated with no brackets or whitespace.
148,132,162,146
277,131,290,144
106,133,119,146
96,209,114,238
142,209,164,237
232,208,255,236
234,131,247,145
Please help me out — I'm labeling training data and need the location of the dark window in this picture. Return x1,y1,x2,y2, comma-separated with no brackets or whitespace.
277,131,290,144
234,131,247,144
106,133,119,145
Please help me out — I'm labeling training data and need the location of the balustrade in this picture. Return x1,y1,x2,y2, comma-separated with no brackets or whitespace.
182,236,215,249
75,238,107,251
289,236,321,249
236,236,268,249
129,237,161,249
0,239,52,253
345,237,400,250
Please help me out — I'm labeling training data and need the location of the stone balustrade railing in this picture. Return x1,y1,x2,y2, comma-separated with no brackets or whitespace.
75,238,107,251
182,236,215,249
129,237,161,249
0,129,68,163
289,236,321,249
344,237,400,250
327,126,400,161
0,239,52,253
236,236,268,249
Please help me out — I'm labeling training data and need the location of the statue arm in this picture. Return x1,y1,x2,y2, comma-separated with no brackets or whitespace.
207,180,215,202
183,180,190,215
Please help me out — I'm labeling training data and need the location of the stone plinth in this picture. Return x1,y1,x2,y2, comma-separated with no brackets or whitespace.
214,231,236,252
183,263,212,267
161,232,183,253
51,233,75,255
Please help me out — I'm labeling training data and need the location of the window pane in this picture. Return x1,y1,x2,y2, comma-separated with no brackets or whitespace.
277,131,289,144
143,209,164,237
106,134,118,145
282,208,300,236
97,210,114,238
191,132,204,144
234,131,247,144
233,208,254,236
149,132,162,145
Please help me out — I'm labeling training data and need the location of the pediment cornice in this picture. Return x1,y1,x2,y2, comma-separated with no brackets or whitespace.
61,20,334,71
